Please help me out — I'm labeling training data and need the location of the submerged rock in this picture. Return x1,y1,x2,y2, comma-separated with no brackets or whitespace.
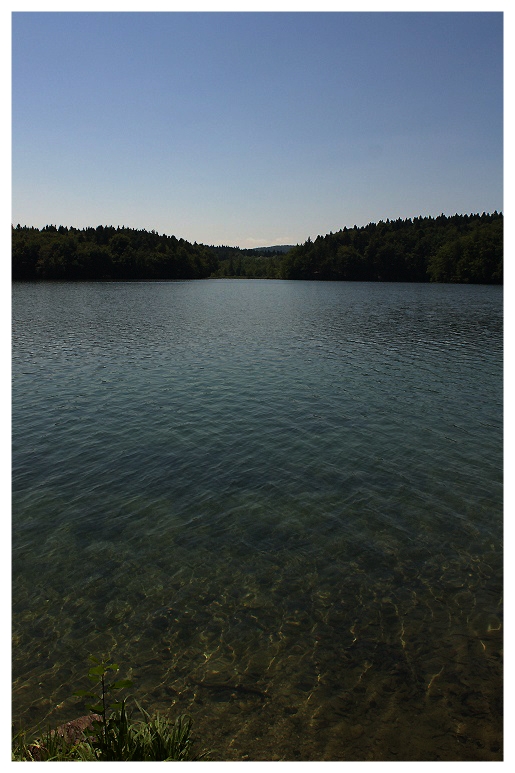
25,714,102,760
54,713,102,744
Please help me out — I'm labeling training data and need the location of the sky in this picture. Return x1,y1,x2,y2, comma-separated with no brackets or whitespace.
11,8,503,249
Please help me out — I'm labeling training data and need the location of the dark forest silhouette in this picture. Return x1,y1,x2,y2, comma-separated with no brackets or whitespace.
12,212,502,284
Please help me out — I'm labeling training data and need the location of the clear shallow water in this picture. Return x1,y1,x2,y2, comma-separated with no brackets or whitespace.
12,280,502,760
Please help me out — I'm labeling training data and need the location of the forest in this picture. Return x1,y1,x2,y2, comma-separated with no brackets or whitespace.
12,212,502,284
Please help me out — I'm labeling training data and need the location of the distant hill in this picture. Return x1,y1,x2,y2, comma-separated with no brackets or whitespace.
251,245,294,253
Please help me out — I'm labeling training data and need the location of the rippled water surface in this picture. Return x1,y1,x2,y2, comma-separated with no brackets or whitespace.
12,280,503,760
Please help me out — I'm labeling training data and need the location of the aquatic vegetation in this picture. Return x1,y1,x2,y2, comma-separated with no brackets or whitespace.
12,656,207,761
12,726,97,761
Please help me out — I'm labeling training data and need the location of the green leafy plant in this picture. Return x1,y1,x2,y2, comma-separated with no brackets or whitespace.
74,654,134,759
12,656,208,761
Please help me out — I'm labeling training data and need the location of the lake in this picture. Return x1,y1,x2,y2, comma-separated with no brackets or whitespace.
12,279,503,761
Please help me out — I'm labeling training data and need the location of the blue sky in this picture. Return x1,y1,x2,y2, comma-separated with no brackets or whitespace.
11,10,503,248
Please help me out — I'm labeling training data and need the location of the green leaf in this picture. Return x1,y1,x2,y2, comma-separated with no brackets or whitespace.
88,703,104,714
106,663,119,671
88,665,106,677
74,689,95,697
111,679,133,690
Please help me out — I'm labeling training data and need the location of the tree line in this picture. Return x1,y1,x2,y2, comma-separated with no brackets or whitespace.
281,212,502,284
12,212,502,284
12,225,219,281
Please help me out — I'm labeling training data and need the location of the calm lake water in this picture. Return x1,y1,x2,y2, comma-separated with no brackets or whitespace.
12,279,503,761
